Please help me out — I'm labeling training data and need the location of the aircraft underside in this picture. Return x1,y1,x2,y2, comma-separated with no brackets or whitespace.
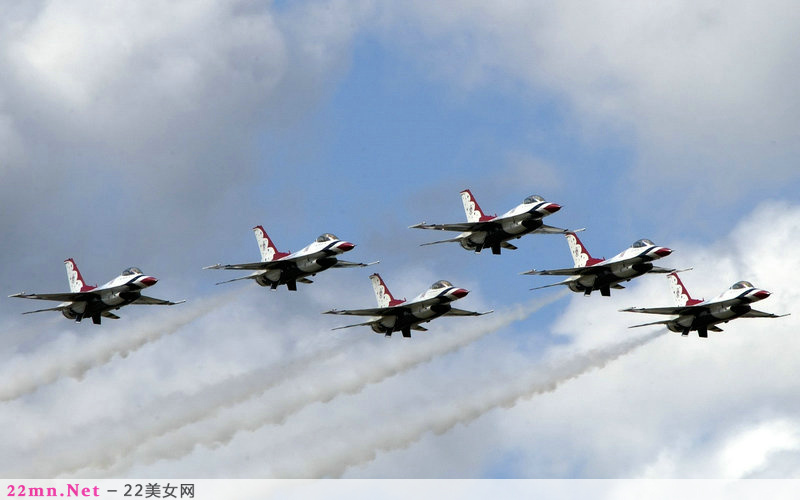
569,266,652,296
668,305,752,337
65,294,139,324
372,305,451,337
255,258,338,290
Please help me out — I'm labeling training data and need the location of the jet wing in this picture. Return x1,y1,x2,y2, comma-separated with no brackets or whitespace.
324,307,398,317
524,266,602,277
445,308,493,316
742,309,790,319
526,258,676,278
132,296,186,306
333,260,379,268
410,221,495,233
535,224,579,234
331,319,380,331
529,279,574,291
628,319,673,329
9,291,96,302
621,305,703,316
204,260,292,271
420,237,464,247
102,311,121,320
19,305,70,315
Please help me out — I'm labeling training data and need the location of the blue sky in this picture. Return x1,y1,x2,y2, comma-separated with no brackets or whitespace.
1,0,799,481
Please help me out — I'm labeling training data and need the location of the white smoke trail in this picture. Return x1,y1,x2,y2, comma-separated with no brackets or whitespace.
26,342,349,478
273,329,666,478
73,291,567,476
0,290,238,402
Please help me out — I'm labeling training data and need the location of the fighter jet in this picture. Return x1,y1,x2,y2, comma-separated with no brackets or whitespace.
204,226,376,291
324,273,492,337
621,272,788,338
410,189,574,255
523,232,676,296
9,259,185,324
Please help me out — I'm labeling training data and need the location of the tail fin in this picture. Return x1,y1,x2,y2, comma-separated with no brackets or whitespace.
668,272,702,306
566,232,603,267
460,189,493,222
65,258,93,292
370,273,404,307
253,226,290,262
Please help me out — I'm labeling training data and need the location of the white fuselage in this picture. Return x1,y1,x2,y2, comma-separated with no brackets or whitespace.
255,238,353,286
459,200,557,250
371,285,468,334
566,244,671,293
61,273,157,319
666,286,770,332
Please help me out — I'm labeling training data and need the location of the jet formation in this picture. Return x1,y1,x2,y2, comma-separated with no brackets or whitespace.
9,190,788,337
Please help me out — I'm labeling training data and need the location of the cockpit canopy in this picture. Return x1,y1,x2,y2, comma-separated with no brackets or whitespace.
731,281,754,290
524,195,545,204
431,280,453,290
122,267,143,276
316,233,339,243
632,239,655,248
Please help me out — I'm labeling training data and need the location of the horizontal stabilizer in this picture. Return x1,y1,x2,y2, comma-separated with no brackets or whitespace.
501,242,518,250
101,311,121,320
411,325,428,332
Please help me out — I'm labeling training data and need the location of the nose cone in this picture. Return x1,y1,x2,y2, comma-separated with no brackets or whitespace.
337,241,355,252
542,203,561,214
753,290,771,300
654,247,673,257
140,276,158,287
450,288,469,299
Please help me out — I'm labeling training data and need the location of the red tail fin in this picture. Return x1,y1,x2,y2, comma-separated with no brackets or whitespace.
64,258,94,292
370,273,405,307
460,189,495,222
668,272,702,306
565,232,603,267
253,226,290,262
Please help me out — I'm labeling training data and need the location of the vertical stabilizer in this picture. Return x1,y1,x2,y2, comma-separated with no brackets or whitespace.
460,189,493,222
668,272,702,306
566,232,602,267
253,226,289,262
370,273,404,307
65,258,93,292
